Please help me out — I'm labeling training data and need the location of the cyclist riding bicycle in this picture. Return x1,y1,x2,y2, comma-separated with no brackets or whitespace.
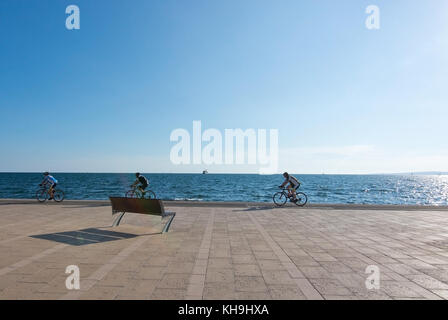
40,172,58,200
131,173,149,194
279,172,300,203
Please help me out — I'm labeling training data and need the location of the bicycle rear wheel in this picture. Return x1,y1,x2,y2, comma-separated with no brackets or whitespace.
53,189,65,202
294,192,308,207
125,190,136,198
273,192,287,207
36,189,48,202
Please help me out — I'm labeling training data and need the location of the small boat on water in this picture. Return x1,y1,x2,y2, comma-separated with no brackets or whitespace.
202,169,208,174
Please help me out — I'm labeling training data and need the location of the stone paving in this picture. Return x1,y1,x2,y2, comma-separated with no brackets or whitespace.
0,201,448,300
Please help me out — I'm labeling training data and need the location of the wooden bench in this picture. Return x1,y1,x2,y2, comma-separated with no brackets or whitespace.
109,197,176,233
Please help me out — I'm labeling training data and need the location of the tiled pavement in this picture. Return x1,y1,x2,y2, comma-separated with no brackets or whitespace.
0,201,448,300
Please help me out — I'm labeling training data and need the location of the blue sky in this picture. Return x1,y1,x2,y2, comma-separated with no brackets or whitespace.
1,0,447,173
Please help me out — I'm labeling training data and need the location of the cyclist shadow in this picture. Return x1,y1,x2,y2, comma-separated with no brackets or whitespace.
61,205,109,209
233,204,303,212
30,227,159,246
232,205,278,212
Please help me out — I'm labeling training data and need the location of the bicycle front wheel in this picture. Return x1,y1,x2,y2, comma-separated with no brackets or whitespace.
273,192,287,207
144,190,156,199
294,192,308,207
53,189,65,202
36,189,48,202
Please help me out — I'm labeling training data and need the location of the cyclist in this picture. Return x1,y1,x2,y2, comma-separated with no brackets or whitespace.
279,172,300,203
40,172,58,200
131,173,149,195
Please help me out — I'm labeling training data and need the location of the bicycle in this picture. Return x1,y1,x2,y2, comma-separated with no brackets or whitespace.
36,184,65,202
125,186,156,199
273,185,308,207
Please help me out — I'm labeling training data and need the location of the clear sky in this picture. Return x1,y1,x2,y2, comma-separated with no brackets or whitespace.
1,0,447,174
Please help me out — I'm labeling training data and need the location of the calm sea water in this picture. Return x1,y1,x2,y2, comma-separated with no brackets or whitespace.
0,173,447,205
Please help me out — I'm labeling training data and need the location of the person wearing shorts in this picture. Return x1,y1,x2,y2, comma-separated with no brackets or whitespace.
40,172,58,200
279,172,300,203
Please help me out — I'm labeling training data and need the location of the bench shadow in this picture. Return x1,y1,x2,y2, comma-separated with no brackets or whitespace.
30,228,144,246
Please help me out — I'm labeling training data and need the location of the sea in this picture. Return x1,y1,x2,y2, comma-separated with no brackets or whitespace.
1,173,448,206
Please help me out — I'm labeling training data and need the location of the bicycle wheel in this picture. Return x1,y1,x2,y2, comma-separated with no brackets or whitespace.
144,190,156,199
135,189,144,199
125,190,136,198
294,192,308,207
36,189,48,202
53,189,65,202
273,192,287,206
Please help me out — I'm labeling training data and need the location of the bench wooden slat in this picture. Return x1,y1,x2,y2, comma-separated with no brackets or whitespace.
109,197,165,216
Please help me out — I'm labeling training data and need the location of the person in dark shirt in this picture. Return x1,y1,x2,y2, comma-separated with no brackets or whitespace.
131,172,149,194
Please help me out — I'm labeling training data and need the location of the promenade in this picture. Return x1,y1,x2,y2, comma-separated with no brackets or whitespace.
0,200,448,300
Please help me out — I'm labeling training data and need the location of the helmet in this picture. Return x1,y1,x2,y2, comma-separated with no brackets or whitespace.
43,172,49,176
283,172,289,177
135,172,140,177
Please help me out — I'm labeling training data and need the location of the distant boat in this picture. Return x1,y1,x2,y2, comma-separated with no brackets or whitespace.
202,169,208,174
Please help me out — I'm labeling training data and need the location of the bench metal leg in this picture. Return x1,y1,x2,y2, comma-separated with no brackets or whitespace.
112,211,126,227
111,209,175,232
161,212,176,233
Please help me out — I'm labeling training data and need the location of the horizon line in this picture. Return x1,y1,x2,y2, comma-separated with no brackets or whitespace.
1,171,447,176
